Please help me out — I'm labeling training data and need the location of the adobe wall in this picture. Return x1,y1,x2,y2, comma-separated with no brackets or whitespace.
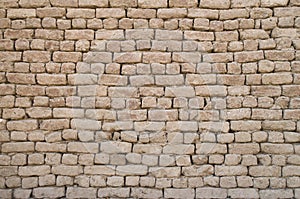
0,0,300,198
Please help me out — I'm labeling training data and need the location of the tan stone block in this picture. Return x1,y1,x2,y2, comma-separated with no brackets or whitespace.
19,166,50,177
215,165,247,176
79,0,108,7
252,109,282,120
65,30,94,40
196,188,227,198
229,143,260,154
203,53,233,63
261,0,289,7
96,8,125,18
66,188,97,198
98,188,130,198
200,0,230,8
138,0,167,8
234,51,264,63
33,187,65,198
240,29,269,40
0,52,22,62
114,52,142,63
252,86,281,97
165,188,195,199
262,120,295,131
2,108,25,119
249,166,281,177
7,9,36,18
53,52,82,62
116,165,147,175
35,29,64,40
261,143,294,154
37,8,66,17
142,52,171,64
265,50,295,61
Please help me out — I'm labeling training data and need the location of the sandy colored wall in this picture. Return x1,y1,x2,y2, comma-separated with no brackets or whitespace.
0,0,300,198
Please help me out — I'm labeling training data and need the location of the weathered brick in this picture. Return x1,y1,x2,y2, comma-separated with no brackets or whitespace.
19,166,50,176
37,8,66,18
200,0,230,8
65,30,94,40
33,187,65,198
96,8,125,18
66,187,97,198
50,0,78,7
53,52,82,62
7,9,36,18
138,0,167,8
79,0,108,7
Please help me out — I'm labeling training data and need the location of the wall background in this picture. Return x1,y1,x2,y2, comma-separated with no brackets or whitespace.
0,0,300,198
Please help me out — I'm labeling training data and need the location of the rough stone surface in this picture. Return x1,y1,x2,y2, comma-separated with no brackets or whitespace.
0,0,299,198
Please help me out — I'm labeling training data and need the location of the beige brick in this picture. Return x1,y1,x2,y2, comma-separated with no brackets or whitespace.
216,31,239,41
51,0,78,7
249,166,281,177
138,0,167,8
127,8,156,19
66,8,95,18
53,52,82,62
265,50,295,61
40,119,69,130
65,30,94,40
262,120,295,131
37,8,66,17
251,86,281,97
165,188,195,199
241,29,269,40
196,188,227,198
187,9,218,19
184,31,214,41
229,189,259,198
98,188,130,198
155,75,184,86
79,0,108,7
234,51,264,63
19,166,50,177
203,53,233,63
261,143,294,154
0,52,22,62
126,29,154,40
261,0,289,7
35,29,64,40
66,187,97,198
84,165,114,175
96,8,125,18
2,142,34,153
114,52,142,63
157,8,187,18
100,141,131,154
259,189,293,199
220,9,249,20
33,187,65,198
68,142,98,153
143,52,171,64
200,0,230,8
37,74,66,85
215,165,247,176
229,143,260,154
283,166,300,176
283,85,300,97
252,109,282,120
7,9,36,18
232,0,259,7
7,120,38,131
196,85,227,97
116,165,148,175
262,73,292,85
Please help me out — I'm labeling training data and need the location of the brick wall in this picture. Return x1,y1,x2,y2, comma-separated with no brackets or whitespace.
0,0,300,198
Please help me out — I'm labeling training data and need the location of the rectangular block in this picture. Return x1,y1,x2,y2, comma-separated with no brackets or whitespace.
96,8,125,18
138,0,167,8
7,9,36,18
65,30,94,40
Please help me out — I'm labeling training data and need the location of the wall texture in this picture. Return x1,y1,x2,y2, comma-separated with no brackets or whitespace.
0,0,300,198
